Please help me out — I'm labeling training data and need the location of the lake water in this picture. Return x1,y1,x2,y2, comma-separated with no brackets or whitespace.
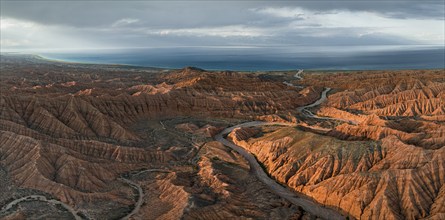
40,45,445,71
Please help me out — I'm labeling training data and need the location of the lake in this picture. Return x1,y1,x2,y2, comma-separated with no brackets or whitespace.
40,45,445,71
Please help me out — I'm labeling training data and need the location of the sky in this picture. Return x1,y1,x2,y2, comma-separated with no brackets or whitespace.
1,0,444,52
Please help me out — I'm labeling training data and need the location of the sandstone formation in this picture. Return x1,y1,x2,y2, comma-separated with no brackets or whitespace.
1,54,443,219
0,55,318,219
229,70,445,220
230,126,445,220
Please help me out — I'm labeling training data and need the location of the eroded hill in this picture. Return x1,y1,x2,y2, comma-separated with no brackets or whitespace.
229,70,445,219
0,55,319,219
0,54,443,220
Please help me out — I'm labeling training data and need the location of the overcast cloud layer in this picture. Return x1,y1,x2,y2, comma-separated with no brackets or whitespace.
1,0,444,51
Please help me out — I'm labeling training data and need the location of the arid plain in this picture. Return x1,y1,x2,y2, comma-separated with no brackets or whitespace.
0,54,444,220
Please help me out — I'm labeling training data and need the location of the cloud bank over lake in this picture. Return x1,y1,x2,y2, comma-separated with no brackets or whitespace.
1,1,444,51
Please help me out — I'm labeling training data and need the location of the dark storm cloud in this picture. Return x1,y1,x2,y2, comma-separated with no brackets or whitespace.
1,0,443,50
2,0,443,28
0,1,263,28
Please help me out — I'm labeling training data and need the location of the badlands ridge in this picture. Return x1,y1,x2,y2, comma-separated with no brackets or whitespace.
0,54,444,220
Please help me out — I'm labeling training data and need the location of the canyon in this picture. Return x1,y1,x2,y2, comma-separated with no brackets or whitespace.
230,70,445,219
0,54,444,219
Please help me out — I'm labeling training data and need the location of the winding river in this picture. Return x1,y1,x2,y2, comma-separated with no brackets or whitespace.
0,195,82,220
0,75,345,220
214,87,347,220
119,169,170,220
0,169,170,220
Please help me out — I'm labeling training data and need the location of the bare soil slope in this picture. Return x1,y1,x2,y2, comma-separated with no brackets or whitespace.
232,70,445,219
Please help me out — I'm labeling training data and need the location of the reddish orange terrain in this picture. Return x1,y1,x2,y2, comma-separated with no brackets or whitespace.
231,70,445,219
0,54,444,220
